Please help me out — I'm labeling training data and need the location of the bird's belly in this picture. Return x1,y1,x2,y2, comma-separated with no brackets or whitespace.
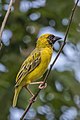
27,60,48,81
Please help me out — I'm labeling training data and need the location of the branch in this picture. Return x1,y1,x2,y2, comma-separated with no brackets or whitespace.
20,0,79,119
0,0,13,50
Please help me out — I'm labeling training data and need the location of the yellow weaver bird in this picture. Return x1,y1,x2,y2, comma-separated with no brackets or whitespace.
13,33,61,107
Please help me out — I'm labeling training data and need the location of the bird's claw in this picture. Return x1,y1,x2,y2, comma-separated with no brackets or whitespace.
29,96,37,103
38,82,47,89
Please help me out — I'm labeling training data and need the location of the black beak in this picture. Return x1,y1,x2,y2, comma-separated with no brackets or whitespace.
53,36,61,44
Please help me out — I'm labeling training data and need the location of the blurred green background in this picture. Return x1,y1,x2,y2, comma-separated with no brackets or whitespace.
0,0,80,120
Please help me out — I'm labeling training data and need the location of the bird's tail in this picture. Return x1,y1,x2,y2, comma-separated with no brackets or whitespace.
12,86,22,107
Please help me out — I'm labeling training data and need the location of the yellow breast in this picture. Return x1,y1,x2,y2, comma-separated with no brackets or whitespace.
25,47,53,84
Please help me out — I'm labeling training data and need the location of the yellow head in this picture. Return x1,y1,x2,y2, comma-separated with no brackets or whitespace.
36,33,61,48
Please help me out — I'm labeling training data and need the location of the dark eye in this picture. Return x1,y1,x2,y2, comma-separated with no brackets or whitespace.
48,35,55,40
47,35,55,45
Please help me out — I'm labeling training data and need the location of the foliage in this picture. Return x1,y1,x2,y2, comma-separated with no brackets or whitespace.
0,0,80,120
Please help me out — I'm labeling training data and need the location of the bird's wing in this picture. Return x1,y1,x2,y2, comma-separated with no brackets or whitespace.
15,49,41,87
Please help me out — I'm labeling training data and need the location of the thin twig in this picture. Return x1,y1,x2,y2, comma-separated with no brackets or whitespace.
0,0,13,50
20,0,79,119
20,90,40,120
43,0,79,84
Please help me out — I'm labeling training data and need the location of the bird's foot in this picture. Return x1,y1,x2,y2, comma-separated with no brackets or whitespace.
29,95,37,103
38,82,47,89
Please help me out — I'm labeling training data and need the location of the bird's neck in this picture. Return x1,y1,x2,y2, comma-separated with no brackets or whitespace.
36,43,52,49
36,44,53,57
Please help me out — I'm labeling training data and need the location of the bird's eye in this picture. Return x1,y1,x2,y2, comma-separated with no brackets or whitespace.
48,35,55,40
47,35,54,45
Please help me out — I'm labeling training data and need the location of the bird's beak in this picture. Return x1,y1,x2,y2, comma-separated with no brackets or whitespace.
53,36,61,44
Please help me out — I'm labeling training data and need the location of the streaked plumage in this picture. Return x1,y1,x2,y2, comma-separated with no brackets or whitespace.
13,33,61,107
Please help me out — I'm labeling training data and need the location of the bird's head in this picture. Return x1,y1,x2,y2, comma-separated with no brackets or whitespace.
36,33,61,48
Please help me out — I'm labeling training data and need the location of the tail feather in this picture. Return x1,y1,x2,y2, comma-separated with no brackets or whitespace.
12,86,22,107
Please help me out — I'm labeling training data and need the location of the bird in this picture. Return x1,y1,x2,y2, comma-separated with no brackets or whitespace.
12,33,61,107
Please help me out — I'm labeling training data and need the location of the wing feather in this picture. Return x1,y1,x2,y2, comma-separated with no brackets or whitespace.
15,49,41,87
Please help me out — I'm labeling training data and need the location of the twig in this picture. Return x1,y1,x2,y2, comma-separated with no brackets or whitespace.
20,90,40,120
20,0,79,119
0,0,13,50
43,0,79,84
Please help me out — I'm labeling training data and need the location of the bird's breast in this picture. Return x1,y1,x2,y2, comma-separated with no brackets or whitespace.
26,47,53,83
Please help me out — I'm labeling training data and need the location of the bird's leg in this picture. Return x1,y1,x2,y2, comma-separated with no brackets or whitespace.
25,85,34,96
30,81,47,89
24,85,36,103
